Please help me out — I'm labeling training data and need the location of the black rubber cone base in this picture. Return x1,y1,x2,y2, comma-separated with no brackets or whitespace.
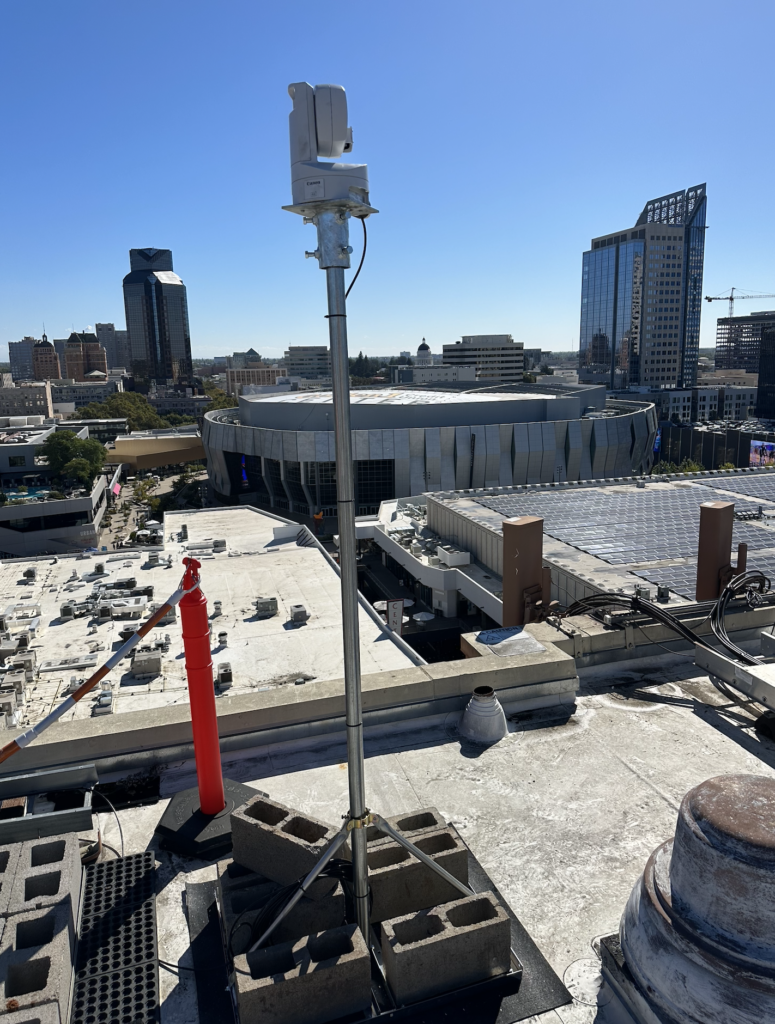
155,777,258,859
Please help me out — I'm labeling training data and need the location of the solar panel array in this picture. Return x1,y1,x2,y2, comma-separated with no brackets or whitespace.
632,564,698,599
635,552,775,600
474,487,775,567
698,475,775,502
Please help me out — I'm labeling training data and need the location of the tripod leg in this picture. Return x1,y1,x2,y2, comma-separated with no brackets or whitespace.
248,826,350,952
372,814,474,899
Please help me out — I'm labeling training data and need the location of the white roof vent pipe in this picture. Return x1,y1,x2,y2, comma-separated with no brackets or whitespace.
459,685,508,744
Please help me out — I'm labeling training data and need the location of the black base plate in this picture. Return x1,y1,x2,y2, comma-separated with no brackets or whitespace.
155,777,257,859
206,839,571,1024
332,847,571,1023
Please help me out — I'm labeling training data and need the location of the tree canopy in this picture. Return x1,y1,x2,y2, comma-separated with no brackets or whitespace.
201,384,238,411
39,431,107,485
69,392,196,432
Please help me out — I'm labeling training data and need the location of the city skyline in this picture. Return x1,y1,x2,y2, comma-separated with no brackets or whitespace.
1,2,773,363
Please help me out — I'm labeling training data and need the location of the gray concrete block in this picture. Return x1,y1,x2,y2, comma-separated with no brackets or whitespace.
0,903,73,1021
381,892,511,1005
231,795,347,888
0,847,22,919
0,1003,59,1023
233,924,372,1024
366,807,446,849
217,860,347,954
367,826,469,923
7,837,82,927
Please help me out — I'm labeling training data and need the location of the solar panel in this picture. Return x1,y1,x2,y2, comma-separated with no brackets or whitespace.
698,476,775,502
473,487,775,569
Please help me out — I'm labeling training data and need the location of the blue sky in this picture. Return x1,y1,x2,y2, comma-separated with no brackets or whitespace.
1,0,773,362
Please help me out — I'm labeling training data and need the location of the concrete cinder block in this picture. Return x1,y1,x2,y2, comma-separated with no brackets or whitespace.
0,1002,60,1023
7,836,82,926
366,807,446,849
367,826,469,923
0,846,22,918
0,902,73,1021
231,795,347,887
381,892,511,1005
233,924,372,1024
217,860,347,954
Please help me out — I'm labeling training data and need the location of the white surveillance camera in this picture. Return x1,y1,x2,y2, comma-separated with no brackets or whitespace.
286,82,369,209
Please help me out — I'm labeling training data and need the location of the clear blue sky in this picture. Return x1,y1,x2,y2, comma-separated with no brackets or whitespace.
1,1,773,363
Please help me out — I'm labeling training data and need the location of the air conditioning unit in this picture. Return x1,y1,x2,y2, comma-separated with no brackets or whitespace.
23,568,36,580
254,597,278,619
290,604,308,623
213,539,226,552
217,662,233,688
60,604,75,621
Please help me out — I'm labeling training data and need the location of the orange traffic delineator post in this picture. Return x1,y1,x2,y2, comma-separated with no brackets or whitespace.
179,557,225,816
155,557,256,858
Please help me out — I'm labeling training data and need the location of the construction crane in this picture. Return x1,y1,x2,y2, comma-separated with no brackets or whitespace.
704,287,775,319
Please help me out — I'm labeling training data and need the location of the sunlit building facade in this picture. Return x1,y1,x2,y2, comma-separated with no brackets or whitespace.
580,185,706,389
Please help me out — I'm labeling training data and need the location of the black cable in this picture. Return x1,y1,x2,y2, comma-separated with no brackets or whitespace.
93,791,124,858
345,218,367,299
635,624,696,658
563,587,763,664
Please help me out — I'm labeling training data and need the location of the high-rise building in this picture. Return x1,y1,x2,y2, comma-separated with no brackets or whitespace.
122,248,192,383
9,337,37,381
63,333,108,382
715,311,775,374
579,184,707,389
229,348,263,370
31,336,61,380
441,335,524,382
95,323,130,370
756,322,775,420
283,346,331,379
52,339,67,365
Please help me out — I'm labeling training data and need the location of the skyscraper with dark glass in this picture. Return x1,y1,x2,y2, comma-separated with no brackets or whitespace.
122,248,192,384
579,185,706,389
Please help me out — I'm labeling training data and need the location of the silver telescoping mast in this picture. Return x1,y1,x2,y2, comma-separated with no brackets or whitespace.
248,83,473,950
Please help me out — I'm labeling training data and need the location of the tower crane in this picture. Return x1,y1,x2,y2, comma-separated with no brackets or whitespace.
704,287,775,319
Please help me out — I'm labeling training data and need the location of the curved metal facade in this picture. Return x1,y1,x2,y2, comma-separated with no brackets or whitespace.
203,399,657,517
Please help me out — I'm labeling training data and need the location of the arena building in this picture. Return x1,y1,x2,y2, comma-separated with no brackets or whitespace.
203,382,657,520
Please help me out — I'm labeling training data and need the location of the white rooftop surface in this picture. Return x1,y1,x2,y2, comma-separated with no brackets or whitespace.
243,388,555,406
90,649,775,1024
2,506,412,730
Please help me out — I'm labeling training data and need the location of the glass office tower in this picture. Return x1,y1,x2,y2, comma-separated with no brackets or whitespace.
579,185,706,389
122,248,192,384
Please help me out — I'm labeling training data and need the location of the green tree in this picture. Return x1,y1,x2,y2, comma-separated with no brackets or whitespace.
202,386,238,412
62,458,93,484
69,391,199,431
39,432,107,484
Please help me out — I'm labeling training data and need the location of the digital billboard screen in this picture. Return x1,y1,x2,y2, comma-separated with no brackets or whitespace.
750,440,775,467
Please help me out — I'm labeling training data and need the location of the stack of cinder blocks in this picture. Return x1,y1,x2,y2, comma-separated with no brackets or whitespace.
225,795,513,1022
0,834,83,1023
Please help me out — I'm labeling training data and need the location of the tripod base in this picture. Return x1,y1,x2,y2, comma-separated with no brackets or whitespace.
156,777,258,859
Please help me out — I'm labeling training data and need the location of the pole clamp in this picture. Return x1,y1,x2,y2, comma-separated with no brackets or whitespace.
346,811,374,831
